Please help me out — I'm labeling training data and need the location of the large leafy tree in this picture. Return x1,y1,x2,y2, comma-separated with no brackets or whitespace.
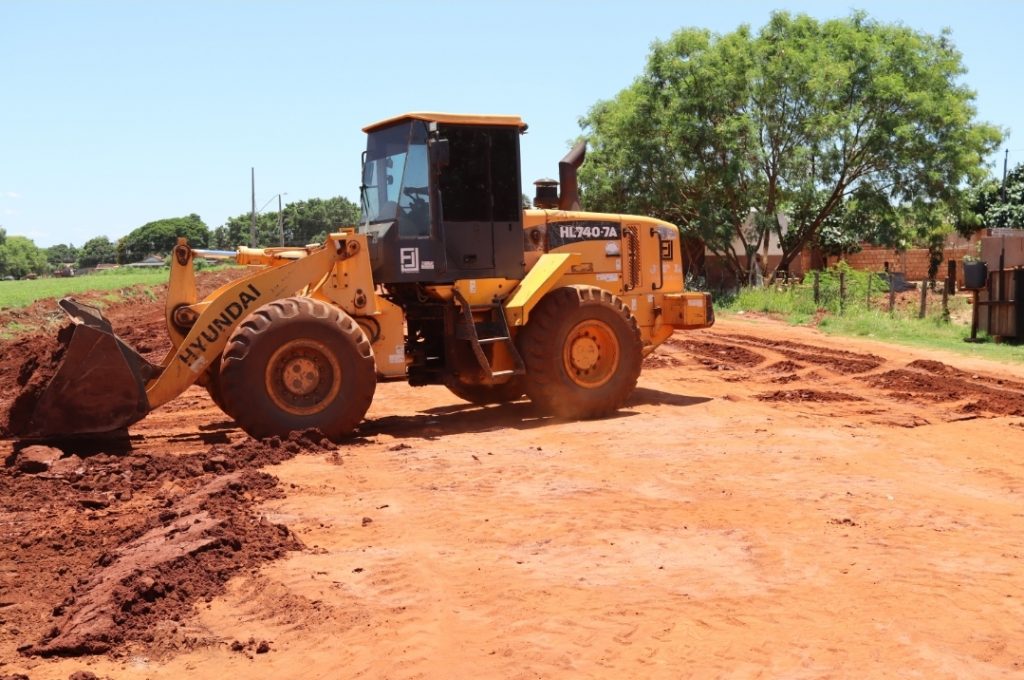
579,12,1002,278
116,214,210,263
45,243,79,266
957,162,1024,235
79,236,118,267
211,196,360,249
0,236,49,278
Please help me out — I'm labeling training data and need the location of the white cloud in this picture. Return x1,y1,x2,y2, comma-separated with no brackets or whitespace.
3,191,20,199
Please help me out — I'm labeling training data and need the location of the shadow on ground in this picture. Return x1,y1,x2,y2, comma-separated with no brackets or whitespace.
360,386,712,440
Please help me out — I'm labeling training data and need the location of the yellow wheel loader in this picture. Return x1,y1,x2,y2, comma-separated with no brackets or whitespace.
18,113,713,441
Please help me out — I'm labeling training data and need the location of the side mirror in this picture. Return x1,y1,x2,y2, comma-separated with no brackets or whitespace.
429,138,450,168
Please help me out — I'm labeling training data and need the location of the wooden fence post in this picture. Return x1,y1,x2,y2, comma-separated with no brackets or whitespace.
839,271,846,314
814,271,820,306
888,273,896,314
918,282,928,319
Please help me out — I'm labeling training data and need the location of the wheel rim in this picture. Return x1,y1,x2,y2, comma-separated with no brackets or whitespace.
561,318,620,388
265,339,342,416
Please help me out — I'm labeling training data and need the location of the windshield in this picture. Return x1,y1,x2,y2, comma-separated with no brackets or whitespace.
361,121,430,236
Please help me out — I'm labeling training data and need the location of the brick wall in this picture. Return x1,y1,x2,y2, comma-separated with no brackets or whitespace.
838,236,980,283
699,234,985,288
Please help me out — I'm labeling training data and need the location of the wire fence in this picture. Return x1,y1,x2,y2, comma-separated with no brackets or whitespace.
713,263,960,322
807,269,954,319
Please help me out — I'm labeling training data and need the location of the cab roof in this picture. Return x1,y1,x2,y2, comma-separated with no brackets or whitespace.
363,112,528,133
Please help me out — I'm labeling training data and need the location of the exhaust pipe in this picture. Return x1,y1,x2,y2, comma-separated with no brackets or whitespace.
558,140,587,211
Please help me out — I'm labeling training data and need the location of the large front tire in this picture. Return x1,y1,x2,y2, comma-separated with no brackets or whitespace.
218,297,376,441
518,286,642,419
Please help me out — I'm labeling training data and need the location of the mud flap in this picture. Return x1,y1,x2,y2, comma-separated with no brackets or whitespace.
22,299,157,439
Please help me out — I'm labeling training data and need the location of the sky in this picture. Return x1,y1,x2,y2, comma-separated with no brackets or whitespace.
2,1,1023,248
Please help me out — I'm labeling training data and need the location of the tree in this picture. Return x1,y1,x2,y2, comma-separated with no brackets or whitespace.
0,236,49,278
211,197,360,249
116,214,209,263
288,196,360,245
78,236,118,267
46,243,79,266
578,12,1002,279
957,162,1024,235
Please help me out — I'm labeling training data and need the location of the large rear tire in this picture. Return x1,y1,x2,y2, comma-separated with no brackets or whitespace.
444,376,526,405
518,286,642,419
218,297,376,441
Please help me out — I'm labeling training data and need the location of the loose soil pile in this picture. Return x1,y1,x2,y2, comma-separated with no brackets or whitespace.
663,338,765,369
863,367,1024,416
1,432,334,659
2,324,73,437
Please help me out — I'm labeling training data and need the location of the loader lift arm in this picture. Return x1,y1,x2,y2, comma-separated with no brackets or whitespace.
18,235,360,439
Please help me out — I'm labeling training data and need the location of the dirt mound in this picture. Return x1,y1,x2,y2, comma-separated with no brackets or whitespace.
756,389,865,403
863,367,1024,417
665,338,765,369
25,471,300,657
0,432,336,659
907,359,1024,392
2,324,75,437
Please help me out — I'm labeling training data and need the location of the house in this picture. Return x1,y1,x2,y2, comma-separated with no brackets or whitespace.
701,210,808,288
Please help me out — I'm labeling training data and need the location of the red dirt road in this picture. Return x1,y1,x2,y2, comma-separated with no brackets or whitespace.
2,283,1023,678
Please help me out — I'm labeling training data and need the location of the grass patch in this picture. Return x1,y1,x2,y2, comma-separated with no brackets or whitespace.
816,310,1024,363
0,268,171,310
720,284,820,324
719,265,1024,364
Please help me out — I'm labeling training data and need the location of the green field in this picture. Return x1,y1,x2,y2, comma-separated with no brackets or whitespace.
0,268,172,310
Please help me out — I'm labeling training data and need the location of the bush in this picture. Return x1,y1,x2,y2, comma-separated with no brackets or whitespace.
726,262,892,322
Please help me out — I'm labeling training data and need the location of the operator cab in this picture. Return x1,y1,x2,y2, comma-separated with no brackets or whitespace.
359,113,527,285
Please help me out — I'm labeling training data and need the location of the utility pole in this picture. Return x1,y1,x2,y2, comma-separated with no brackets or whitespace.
278,193,284,246
250,167,257,248
1002,149,1010,204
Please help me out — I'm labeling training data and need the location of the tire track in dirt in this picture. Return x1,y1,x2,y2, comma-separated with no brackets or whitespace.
709,334,885,374
656,331,1024,424
863,363,1024,418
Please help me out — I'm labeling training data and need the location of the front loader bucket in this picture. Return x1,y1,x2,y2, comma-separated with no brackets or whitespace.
18,299,158,439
